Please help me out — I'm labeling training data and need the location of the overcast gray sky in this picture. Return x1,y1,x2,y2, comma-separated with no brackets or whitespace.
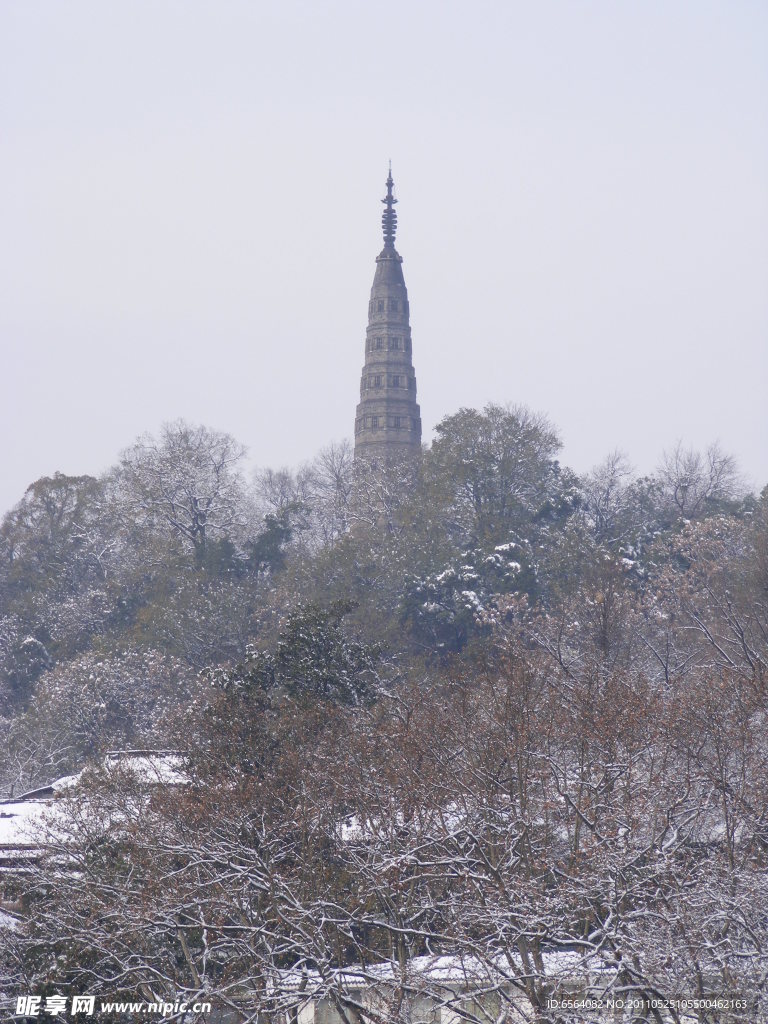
2,0,766,514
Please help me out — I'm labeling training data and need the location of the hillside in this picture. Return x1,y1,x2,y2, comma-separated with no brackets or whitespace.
1,405,766,1020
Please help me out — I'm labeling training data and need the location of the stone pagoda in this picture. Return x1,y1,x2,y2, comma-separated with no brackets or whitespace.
354,169,422,456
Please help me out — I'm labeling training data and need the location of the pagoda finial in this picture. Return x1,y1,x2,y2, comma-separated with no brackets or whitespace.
381,165,398,250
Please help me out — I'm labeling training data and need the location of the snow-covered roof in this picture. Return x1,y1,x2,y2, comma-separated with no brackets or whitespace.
100,750,187,786
0,908,20,931
276,951,613,995
0,798,53,851
0,751,187,856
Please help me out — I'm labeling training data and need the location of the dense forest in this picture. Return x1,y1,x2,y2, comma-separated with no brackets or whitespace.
1,404,766,1022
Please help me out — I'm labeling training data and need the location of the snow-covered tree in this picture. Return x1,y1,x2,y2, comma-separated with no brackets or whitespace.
118,420,248,560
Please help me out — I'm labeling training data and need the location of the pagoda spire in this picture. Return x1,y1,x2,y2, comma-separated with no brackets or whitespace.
354,169,422,455
381,164,398,252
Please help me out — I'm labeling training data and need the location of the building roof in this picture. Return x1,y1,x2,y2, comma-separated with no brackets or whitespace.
0,751,187,856
275,950,615,997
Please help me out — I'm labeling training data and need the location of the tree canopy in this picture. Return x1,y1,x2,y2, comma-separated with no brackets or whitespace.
0,409,763,1022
